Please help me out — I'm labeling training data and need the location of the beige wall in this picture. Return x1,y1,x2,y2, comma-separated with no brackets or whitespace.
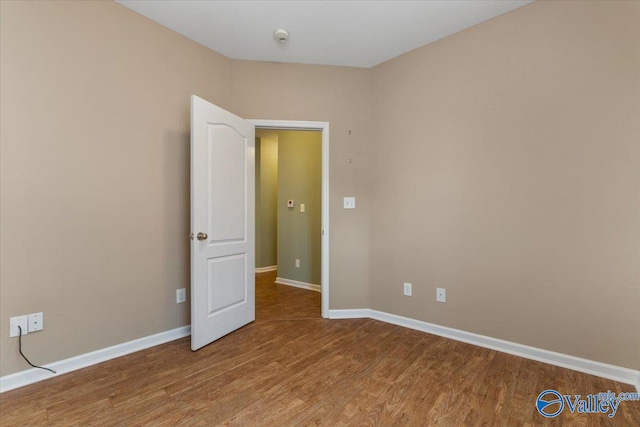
369,0,640,369
2,0,638,378
1,0,372,377
0,0,232,375
231,61,373,310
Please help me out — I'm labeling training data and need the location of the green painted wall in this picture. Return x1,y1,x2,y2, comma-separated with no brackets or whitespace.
255,137,262,266
255,132,279,268
277,130,322,285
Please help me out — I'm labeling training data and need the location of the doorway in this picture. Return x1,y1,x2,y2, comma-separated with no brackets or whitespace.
251,120,329,318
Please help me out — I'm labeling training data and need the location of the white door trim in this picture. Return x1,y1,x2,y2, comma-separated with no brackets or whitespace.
250,120,330,319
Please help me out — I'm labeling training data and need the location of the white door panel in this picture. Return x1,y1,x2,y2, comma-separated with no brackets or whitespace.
207,123,246,242
191,95,255,351
206,254,247,314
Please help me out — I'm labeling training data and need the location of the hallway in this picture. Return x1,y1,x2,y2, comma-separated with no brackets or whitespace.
255,271,321,321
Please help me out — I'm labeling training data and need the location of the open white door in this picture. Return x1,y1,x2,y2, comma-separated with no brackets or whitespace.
190,95,255,351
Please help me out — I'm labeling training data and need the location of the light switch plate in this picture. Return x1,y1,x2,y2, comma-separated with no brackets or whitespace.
343,197,356,209
300,203,305,213
437,288,446,303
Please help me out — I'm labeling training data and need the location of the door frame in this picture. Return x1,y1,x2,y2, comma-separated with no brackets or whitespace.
250,119,329,319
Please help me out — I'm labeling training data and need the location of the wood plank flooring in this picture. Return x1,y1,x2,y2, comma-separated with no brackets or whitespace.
1,271,638,426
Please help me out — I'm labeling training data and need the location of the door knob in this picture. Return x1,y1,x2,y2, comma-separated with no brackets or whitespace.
197,232,208,241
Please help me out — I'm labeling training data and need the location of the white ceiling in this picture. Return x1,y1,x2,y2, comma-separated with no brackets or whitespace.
117,0,533,68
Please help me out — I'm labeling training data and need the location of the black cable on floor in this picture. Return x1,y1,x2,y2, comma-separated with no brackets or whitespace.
17,325,56,374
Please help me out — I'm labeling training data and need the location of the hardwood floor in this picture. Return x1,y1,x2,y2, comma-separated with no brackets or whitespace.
1,271,638,426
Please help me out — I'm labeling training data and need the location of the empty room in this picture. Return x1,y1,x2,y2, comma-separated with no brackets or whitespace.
1,0,638,425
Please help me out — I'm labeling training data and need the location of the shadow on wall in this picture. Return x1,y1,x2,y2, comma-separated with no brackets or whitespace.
163,130,191,324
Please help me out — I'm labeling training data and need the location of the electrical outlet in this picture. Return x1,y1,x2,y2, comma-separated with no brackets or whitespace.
10,315,28,338
176,288,186,304
295,259,300,268
403,282,412,297
437,288,446,303
28,312,43,332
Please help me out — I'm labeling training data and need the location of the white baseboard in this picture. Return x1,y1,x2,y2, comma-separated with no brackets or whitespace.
0,325,191,393
255,265,277,273
328,309,640,389
4,310,638,394
328,309,371,319
275,277,321,293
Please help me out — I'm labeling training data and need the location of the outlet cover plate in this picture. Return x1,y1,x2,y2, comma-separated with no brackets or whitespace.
10,315,29,338
403,282,412,297
28,312,43,332
176,288,186,304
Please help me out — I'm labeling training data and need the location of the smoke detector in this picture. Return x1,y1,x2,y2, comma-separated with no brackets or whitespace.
273,29,289,44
